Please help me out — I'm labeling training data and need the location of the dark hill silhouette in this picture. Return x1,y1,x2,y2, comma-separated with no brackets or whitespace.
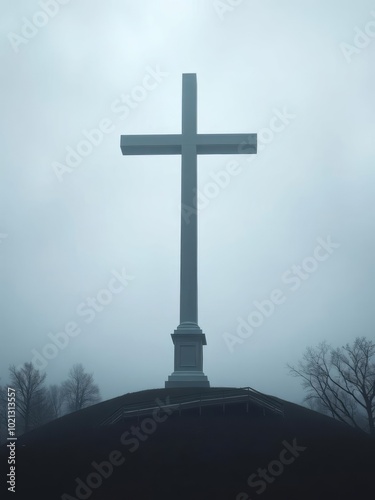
1,387,374,499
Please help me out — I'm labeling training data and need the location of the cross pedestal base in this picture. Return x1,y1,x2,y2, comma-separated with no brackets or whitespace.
165,323,210,388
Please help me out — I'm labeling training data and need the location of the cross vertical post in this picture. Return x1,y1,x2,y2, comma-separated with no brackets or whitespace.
180,74,198,327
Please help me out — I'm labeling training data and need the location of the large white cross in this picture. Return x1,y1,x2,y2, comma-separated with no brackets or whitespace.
121,74,257,387
121,74,257,331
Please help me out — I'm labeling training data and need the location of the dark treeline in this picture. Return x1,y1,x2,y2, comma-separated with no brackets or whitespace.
0,362,100,442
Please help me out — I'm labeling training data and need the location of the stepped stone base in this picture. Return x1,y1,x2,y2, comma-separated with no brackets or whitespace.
165,370,210,388
165,323,210,388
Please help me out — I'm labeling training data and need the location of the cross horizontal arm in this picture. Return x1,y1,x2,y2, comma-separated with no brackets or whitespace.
121,134,182,155
196,133,257,155
121,133,257,156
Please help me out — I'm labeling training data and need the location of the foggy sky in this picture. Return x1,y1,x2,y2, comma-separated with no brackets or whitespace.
1,0,374,405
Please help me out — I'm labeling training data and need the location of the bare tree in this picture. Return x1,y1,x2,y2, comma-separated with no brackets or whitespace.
0,384,7,443
9,363,48,433
47,384,66,419
62,364,100,413
288,337,375,435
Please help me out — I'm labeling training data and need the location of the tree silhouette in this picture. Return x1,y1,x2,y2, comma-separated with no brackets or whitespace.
47,384,66,419
0,384,6,443
62,364,100,413
288,337,375,435
9,363,48,433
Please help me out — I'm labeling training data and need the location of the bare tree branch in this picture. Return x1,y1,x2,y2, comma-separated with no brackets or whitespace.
288,337,375,435
62,364,100,413
9,363,48,433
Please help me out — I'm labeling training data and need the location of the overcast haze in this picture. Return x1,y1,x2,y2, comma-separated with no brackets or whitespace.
1,0,374,405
